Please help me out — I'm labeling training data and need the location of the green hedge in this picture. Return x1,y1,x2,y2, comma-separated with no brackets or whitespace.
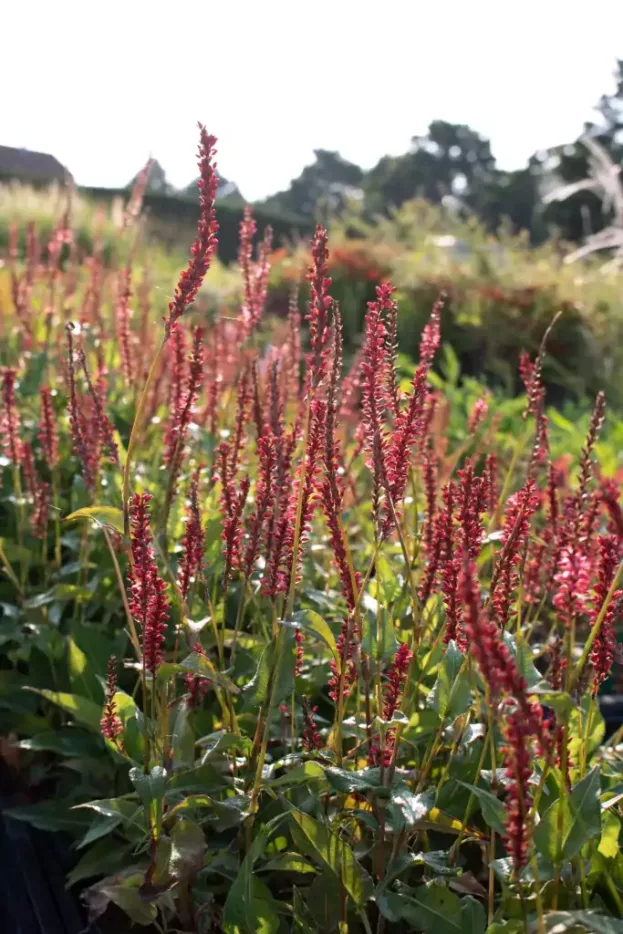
80,186,313,263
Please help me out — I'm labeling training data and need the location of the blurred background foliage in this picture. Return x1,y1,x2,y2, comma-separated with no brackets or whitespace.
2,60,623,407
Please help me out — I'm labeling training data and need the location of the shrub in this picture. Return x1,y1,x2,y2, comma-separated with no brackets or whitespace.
1,127,623,934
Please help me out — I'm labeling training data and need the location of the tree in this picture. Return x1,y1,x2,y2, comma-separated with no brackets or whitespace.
363,120,496,216
262,150,364,221
539,59,623,242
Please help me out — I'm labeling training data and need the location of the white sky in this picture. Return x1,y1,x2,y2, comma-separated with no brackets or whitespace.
2,1,622,201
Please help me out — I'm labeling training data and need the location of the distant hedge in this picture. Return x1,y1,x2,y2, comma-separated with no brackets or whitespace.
80,186,313,263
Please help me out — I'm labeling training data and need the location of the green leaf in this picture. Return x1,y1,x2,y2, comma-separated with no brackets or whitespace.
264,852,317,874
67,837,133,887
68,637,102,702
542,911,623,934
65,505,124,533
169,701,195,769
535,768,601,864
86,870,158,926
269,761,326,789
289,807,373,907
112,690,145,762
14,729,103,758
293,885,320,933
179,652,240,693
569,697,605,764
387,784,434,830
168,762,234,794
223,828,279,934
503,633,541,688
196,730,252,759
378,884,463,934
375,554,403,605
461,896,487,934
74,812,121,849
322,766,382,795
130,766,166,834
243,646,271,705
599,811,621,859
168,819,206,881
361,607,398,661
6,800,92,834
166,794,249,830
24,688,102,732
288,610,338,663
459,782,507,835
427,640,471,722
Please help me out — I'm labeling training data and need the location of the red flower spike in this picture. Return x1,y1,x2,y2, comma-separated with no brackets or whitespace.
306,225,332,386
437,483,462,645
490,479,540,629
302,696,323,751
38,386,58,467
461,555,550,755
116,269,134,383
1,368,23,465
381,295,442,538
100,656,124,748
128,494,170,675
164,325,188,465
21,442,38,499
468,396,489,433
33,481,51,540
590,534,622,694
221,472,251,587
501,708,533,872
243,433,277,578
165,126,219,338
601,478,623,540
239,206,273,336
328,618,358,703
77,348,120,468
177,470,205,603
361,284,392,526
167,327,205,503
369,642,413,767
278,400,324,595
65,325,98,491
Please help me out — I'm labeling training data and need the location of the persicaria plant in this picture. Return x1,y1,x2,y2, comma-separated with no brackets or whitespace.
1,124,623,934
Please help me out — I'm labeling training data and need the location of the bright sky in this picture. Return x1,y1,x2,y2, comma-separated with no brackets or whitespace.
2,1,622,201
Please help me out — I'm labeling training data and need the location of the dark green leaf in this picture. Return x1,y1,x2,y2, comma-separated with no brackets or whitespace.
168,819,206,881
427,641,471,722
461,896,486,934
6,800,91,834
289,807,373,907
288,610,338,662
378,885,463,934
535,768,601,864
223,827,279,934
67,837,133,887
25,688,102,732
322,766,381,795
542,911,623,934
387,784,434,830
15,728,103,758
459,782,507,835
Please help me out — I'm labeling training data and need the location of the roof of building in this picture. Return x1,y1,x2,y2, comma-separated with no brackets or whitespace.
0,145,71,183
